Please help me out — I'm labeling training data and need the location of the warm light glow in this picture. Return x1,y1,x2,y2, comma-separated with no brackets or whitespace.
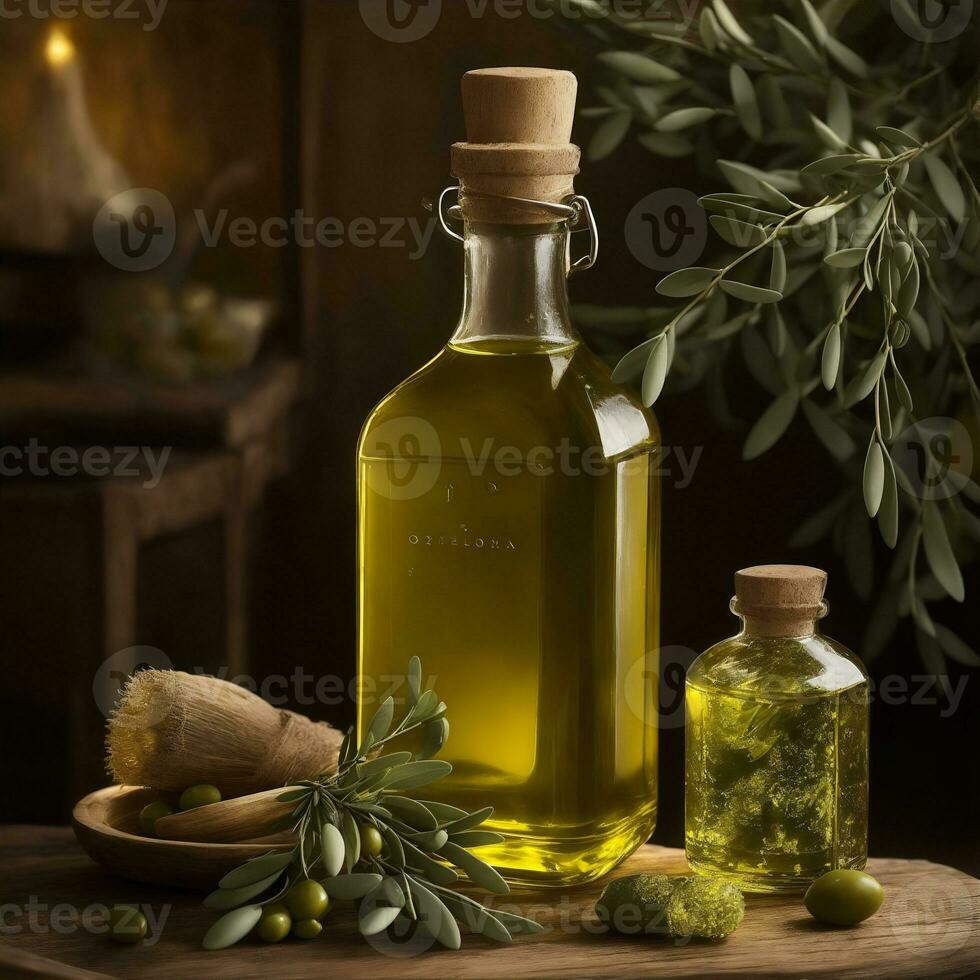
45,29,75,68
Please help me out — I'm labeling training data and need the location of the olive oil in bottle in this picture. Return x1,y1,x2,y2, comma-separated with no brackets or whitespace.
685,566,869,893
357,69,660,887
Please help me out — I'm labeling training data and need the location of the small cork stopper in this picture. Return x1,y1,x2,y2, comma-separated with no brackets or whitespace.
734,565,828,636
452,67,581,224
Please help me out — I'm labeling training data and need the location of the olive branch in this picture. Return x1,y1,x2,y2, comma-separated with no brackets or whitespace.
550,0,980,671
200,657,542,952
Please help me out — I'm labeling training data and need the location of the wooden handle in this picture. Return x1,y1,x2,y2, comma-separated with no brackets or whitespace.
154,787,298,844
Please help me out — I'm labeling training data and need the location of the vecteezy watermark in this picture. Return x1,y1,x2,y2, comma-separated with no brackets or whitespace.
93,189,439,272
195,210,437,259
702,208,970,259
0,899,170,945
0,0,168,30
890,0,973,43
357,0,701,43
0,441,171,488
94,189,177,272
622,645,971,730
891,417,973,501
93,646,439,720
361,416,703,501
625,189,708,273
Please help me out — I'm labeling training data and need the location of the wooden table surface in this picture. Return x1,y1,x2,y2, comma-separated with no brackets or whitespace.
1,826,978,979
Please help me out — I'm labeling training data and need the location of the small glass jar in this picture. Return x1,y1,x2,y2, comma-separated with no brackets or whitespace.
685,565,869,893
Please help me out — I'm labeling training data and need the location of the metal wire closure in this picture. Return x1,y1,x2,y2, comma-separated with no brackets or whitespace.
428,185,598,276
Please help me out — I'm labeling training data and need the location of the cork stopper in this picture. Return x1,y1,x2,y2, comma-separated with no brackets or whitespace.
733,565,828,637
451,67,581,224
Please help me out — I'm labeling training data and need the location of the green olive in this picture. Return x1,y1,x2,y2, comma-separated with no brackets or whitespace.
178,784,222,811
139,800,174,836
255,904,291,943
805,870,884,926
108,906,147,944
284,880,330,921
359,825,384,859
291,918,323,940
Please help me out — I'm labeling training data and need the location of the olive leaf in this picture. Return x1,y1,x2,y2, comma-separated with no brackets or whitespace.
406,655,422,704
218,852,293,890
597,51,680,83
825,247,866,268
769,241,787,292
322,873,382,900
321,821,346,877
612,333,667,382
711,215,768,247
700,6,721,50
720,280,782,304
641,336,670,405
863,440,885,518
827,78,852,144
799,0,828,45
383,760,453,790
821,322,842,389
637,132,693,157
773,15,824,72
204,871,284,911
656,267,718,297
366,696,395,742
588,110,632,161
711,0,753,45
730,64,762,139
202,905,263,951
440,841,509,894
743,388,800,460
359,905,402,937
877,453,899,548
933,625,980,667
877,126,920,149
922,503,965,601
654,107,716,132
922,154,966,224
844,348,887,406
408,878,462,950
802,400,855,461
435,890,513,943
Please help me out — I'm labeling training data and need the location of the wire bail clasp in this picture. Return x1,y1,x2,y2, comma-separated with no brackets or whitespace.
428,186,598,277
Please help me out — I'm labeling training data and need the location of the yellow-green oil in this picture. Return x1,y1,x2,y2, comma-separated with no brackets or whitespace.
685,634,869,893
358,336,660,887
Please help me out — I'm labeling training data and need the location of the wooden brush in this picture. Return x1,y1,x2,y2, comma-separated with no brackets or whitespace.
106,670,343,798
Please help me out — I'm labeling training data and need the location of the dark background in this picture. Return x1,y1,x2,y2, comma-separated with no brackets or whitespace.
0,0,976,878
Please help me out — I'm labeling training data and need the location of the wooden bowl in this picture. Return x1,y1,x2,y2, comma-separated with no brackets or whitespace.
72,786,290,890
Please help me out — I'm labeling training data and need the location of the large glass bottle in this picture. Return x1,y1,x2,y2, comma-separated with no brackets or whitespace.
357,68,660,887
685,565,869,893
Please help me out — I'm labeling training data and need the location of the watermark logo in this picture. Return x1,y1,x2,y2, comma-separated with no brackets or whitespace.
890,0,973,42
0,440,171,488
623,645,697,730
891,417,973,500
3,0,168,30
359,0,442,42
93,645,173,721
0,899,170,945
94,189,176,272
362,416,443,501
888,872,976,957
625,189,707,272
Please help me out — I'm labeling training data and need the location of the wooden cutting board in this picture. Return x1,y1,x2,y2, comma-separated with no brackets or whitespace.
1,826,977,979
